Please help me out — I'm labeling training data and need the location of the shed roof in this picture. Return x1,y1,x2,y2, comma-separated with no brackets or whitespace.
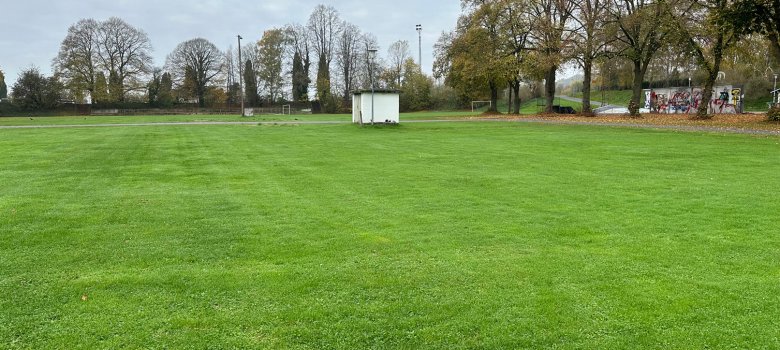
352,89,400,95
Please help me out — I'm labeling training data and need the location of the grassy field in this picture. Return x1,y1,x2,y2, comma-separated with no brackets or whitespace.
571,90,634,107
517,97,583,114
2,119,780,348
0,111,482,126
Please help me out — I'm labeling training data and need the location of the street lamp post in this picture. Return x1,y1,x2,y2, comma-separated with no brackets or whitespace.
689,76,692,108
367,48,377,125
415,24,422,70
238,35,244,117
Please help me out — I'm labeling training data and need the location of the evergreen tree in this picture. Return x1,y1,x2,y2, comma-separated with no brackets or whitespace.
10,68,64,110
93,71,109,104
147,72,161,105
0,69,7,99
292,52,309,101
108,70,123,102
158,72,174,107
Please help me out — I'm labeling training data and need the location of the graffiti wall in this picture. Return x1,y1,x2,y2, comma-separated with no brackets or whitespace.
642,85,743,114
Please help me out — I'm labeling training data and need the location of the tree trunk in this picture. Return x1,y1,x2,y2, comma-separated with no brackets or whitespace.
513,82,521,114
507,83,512,114
488,80,499,113
629,60,644,116
582,58,593,115
545,67,556,113
696,34,724,119
698,70,717,118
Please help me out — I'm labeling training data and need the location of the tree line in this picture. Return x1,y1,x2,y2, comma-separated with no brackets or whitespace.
435,0,779,118
1,4,434,113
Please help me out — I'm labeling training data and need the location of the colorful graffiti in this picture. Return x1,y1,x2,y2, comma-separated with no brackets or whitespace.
642,85,743,114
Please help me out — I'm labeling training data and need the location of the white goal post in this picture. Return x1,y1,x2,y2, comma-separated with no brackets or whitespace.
282,105,291,115
471,100,492,112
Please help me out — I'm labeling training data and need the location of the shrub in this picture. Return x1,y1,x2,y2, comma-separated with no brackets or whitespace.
767,105,780,122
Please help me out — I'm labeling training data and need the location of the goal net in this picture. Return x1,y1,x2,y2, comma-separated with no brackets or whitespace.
471,100,492,112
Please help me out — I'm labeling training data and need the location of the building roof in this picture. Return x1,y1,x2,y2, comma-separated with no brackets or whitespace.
352,89,401,95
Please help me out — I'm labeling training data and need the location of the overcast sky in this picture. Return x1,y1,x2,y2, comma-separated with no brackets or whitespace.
0,0,462,87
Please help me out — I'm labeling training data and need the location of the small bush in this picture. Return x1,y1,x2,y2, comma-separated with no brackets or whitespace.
768,106,780,122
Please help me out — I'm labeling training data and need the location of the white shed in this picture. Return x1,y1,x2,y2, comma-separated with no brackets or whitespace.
352,89,400,124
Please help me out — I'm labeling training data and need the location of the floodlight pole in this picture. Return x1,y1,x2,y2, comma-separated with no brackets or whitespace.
368,48,377,125
238,35,244,117
416,24,422,70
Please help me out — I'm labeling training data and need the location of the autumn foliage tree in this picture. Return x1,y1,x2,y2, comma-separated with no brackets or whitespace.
676,0,756,118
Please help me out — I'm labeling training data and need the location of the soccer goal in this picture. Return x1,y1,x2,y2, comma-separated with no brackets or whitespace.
282,105,291,115
471,100,492,112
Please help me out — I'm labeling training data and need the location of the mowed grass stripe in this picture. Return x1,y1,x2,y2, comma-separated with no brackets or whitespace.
1,122,779,348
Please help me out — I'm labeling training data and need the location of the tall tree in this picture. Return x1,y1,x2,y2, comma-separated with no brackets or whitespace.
257,28,287,103
527,0,576,113
754,0,780,57
94,17,153,100
308,5,342,106
286,23,311,101
677,0,755,118
53,19,99,98
147,68,162,105
166,38,224,107
0,69,7,99
93,71,109,104
496,0,533,114
54,17,152,102
244,60,259,106
158,72,174,107
399,58,433,111
11,68,64,110
572,0,611,114
108,70,122,103
609,0,692,116
336,21,363,103
387,40,411,88
436,2,512,112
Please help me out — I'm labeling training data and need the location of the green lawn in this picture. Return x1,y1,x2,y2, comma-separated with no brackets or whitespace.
0,111,480,126
518,97,583,114
571,90,634,107
2,120,780,348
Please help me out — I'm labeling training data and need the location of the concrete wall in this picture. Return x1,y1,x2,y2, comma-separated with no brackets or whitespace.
641,85,744,114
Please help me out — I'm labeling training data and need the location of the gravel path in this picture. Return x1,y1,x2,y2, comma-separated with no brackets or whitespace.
1,118,778,136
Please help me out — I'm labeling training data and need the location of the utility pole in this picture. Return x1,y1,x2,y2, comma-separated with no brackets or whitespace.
238,35,244,117
415,24,422,70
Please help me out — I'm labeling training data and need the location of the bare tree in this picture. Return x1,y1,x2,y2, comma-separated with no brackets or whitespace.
308,4,343,107
94,17,153,100
53,19,99,101
387,40,411,88
165,38,224,107
358,33,380,90
336,21,363,103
